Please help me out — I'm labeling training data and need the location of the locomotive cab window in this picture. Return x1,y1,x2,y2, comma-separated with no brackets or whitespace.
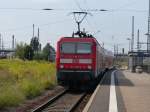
60,42,92,54
77,43,92,54
61,43,76,53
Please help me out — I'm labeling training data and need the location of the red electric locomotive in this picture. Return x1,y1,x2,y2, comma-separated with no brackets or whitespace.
56,36,113,86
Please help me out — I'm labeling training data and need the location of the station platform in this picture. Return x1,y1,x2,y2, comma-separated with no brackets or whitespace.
83,69,150,112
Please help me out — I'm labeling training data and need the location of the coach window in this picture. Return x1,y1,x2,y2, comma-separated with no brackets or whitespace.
61,43,76,53
77,43,91,54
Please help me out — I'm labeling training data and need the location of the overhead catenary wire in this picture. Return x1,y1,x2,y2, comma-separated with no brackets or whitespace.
73,0,98,32
73,0,106,46
0,1,143,42
0,0,145,13
82,0,102,34
1,19,71,49
1,18,72,33
74,0,83,11
0,7,148,13
0,18,72,49
0,8,36,10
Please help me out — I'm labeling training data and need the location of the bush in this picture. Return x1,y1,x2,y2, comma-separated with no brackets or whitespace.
19,78,44,99
0,85,25,108
0,59,56,108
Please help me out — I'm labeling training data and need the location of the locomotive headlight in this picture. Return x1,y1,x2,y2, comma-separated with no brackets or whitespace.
60,65,64,69
87,65,92,69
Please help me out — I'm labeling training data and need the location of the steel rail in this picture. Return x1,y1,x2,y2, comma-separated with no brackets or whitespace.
67,93,86,112
31,70,110,112
32,89,68,112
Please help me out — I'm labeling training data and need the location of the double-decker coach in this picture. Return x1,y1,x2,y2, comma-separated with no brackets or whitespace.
56,36,113,86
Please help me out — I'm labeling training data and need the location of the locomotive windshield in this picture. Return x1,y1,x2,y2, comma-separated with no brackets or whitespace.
77,43,91,53
61,43,76,53
61,42,92,54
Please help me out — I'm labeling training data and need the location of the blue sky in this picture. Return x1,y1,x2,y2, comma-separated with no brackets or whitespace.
0,0,149,53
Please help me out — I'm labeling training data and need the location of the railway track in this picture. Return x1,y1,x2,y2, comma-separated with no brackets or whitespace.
32,89,86,112
31,70,109,112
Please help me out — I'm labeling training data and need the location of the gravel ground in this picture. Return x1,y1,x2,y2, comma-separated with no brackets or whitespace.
73,92,92,112
0,86,65,112
41,92,84,112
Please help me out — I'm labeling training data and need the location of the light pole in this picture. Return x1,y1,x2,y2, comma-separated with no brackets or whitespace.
131,16,134,52
0,34,1,50
147,0,150,52
127,38,131,52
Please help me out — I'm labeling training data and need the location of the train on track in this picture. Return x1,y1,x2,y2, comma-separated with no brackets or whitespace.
56,12,113,88
56,35,114,87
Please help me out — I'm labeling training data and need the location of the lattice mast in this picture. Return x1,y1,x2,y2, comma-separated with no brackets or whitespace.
147,0,150,52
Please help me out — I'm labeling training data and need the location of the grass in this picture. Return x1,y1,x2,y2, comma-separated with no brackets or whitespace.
0,59,56,108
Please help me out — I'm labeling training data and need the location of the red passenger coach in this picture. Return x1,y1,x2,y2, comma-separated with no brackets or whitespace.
56,36,113,86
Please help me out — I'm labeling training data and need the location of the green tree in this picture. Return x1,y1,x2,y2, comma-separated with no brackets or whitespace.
15,43,26,60
24,45,34,60
30,37,40,53
15,43,34,60
42,43,55,61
